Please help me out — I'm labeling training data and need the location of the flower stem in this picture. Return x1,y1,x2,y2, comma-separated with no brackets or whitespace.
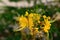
47,32,49,40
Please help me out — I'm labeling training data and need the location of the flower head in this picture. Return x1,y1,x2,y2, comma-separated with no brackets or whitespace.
16,15,28,30
42,15,51,33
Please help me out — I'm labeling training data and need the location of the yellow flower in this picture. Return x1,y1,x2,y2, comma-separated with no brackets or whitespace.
33,14,40,20
29,13,34,18
28,17,34,30
44,28,48,33
43,15,46,18
18,15,28,30
43,15,51,33
48,16,50,20
25,11,28,16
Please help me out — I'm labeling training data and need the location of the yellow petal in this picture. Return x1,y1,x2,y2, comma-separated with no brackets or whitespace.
25,11,28,16
43,15,46,18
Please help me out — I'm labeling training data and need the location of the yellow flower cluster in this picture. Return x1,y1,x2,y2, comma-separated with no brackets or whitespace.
16,11,41,35
15,11,51,35
43,15,51,33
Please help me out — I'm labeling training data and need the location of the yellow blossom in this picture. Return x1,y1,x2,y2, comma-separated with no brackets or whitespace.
33,14,40,20
28,17,34,31
18,15,28,30
44,28,48,33
29,13,34,18
25,11,28,16
43,15,46,18
48,16,50,20
43,15,51,33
